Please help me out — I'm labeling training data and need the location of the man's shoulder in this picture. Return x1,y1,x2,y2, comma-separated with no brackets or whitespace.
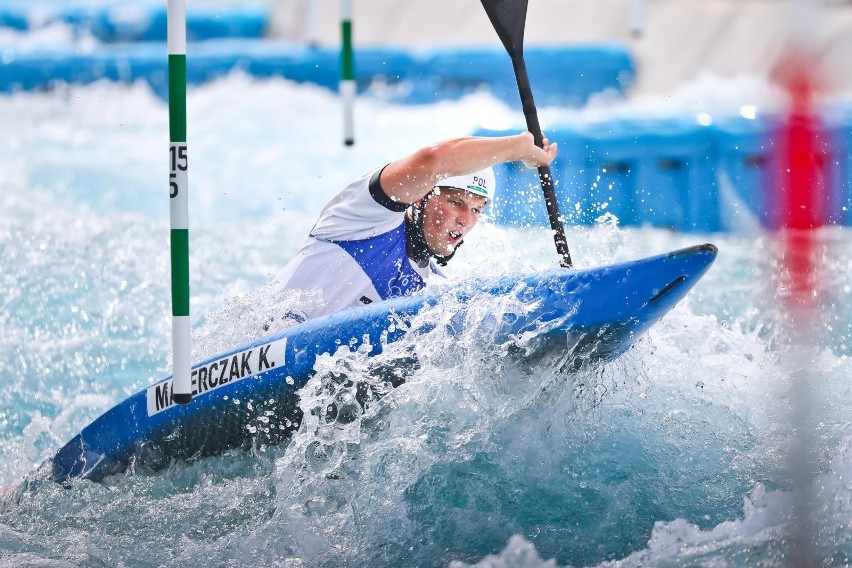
311,167,407,241
367,166,408,213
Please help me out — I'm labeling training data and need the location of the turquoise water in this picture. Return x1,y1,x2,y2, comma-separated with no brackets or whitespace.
1,74,850,567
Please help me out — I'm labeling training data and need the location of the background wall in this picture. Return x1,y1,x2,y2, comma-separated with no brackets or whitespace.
268,0,852,96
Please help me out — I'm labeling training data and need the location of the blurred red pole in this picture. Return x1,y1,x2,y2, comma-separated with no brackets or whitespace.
777,54,826,314
774,48,829,567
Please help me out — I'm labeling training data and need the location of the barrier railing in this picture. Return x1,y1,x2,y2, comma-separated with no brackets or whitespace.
0,43,635,107
481,112,852,232
0,2,268,42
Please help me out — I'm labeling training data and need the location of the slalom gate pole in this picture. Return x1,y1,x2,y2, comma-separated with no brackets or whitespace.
777,50,826,567
340,0,355,146
306,0,322,47
167,0,192,405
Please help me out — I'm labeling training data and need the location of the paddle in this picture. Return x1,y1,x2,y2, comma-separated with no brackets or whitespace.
481,0,573,268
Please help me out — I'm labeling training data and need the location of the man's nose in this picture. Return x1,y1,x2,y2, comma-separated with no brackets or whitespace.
456,208,472,226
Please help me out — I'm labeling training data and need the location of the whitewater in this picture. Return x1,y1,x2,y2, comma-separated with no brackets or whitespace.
0,67,850,567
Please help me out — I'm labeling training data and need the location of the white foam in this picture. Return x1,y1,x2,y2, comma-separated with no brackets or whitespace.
0,67,850,568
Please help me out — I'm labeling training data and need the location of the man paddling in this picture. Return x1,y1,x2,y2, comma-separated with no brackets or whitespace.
273,132,557,322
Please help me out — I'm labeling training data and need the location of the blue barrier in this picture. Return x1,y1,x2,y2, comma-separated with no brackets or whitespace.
714,113,852,229
576,119,719,232
0,2,268,42
483,113,852,232
413,45,633,107
481,119,721,233
0,9,28,31
712,117,780,229
829,109,852,226
0,42,634,107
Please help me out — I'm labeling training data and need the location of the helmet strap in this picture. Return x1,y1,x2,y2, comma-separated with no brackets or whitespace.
405,192,460,268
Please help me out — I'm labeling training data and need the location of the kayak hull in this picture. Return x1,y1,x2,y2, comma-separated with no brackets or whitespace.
49,244,717,483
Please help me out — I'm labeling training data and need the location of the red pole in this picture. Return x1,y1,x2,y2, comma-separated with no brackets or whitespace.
777,56,825,312
773,48,829,566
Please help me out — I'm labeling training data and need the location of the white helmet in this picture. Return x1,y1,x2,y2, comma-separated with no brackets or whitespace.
435,166,496,200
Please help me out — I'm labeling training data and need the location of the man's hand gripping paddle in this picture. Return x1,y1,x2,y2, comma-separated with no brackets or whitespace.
481,0,573,268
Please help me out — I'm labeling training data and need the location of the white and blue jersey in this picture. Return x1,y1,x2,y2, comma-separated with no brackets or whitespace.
272,167,443,321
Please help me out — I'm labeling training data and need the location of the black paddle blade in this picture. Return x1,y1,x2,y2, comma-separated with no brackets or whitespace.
481,0,528,56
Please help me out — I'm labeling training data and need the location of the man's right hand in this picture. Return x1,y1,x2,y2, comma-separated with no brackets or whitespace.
516,131,558,169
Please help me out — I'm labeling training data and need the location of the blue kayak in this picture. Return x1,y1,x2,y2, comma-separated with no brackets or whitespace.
48,244,717,484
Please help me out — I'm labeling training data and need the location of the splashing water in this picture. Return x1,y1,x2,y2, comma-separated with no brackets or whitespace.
0,71,850,567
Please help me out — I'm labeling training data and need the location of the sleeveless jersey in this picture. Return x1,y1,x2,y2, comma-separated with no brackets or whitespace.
272,167,443,321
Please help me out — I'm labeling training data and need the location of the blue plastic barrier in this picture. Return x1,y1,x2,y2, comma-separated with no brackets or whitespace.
830,110,852,226
484,113,852,232
714,113,852,229
712,117,780,229
0,42,634,107
481,119,721,233
0,2,268,42
413,45,633,107
0,9,28,31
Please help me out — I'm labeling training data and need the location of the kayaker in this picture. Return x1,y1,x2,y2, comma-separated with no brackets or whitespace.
272,132,557,322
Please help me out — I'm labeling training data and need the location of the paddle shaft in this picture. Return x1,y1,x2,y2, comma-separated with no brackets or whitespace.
510,54,573,268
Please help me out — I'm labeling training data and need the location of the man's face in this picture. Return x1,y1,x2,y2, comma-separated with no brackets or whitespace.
421,187,487,256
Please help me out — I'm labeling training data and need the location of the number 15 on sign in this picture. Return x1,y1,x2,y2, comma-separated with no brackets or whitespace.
169,143,188,200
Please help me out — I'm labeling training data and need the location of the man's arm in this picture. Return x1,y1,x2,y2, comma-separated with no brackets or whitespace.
378,132,557,205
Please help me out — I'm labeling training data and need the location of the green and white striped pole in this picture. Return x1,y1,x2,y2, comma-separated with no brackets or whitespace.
306,0,322,48
340,0,355,146
167,0,192,405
